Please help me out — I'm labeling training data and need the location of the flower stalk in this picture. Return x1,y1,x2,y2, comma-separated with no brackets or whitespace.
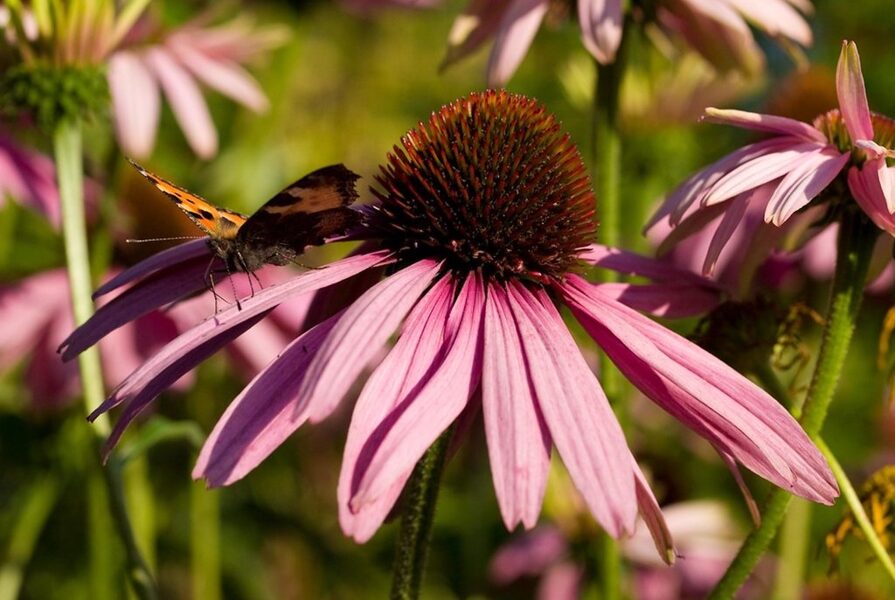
708,208,878,599
55,118,157,600
390,428,452,600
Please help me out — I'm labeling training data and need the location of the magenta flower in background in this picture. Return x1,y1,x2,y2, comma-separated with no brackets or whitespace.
650,41,895,267
0,133,63,227
442,0,812,86
64,91,837,558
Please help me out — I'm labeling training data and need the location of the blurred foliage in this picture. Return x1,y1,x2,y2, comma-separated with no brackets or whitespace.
2,0,895,598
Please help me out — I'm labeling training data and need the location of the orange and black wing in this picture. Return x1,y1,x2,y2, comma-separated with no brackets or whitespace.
235,164,361,266
128,159,247,240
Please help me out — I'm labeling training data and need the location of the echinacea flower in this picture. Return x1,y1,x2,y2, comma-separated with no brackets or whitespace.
442,0,812,86
649,41,895,269
0,133,62,226
0,3,282,158
64,91,837,558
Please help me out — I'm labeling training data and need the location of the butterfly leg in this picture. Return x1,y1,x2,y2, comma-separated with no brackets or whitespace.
203,258,231,314
233,249,262,300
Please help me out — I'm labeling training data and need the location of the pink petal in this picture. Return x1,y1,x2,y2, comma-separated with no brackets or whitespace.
634,465,675,565
652,203,729,257
297,258,442,424
506,282,637,537
578,0,623,64
579,244,719,289
193,313,341,487
483,282,551,530
701,142,828,207
764,148,849,225
646,137,800,230
487,0,549,86
348,272,484,511
91,251,391,457
144,47,218,159
562,277,837,504
489,526,569,584
107,51,161,159
724,0,812,46
585,281,720,318
339,276,455,542
167,39,269,112
442,0,513,69
835,40,874,144
702,108,827,143
93,239,211,298
849,163,895,236
536,562,582,600
703,191,749,275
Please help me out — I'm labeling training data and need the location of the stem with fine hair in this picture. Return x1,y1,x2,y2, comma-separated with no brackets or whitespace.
390,429,452,600
592,31,628,600
55,119,157,600
708,209,877,599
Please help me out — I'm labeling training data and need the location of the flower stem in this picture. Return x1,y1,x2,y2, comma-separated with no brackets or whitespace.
816,438,895,582
54,119,157,600
708,210,877,599
592,36,628,600
390,429,452,600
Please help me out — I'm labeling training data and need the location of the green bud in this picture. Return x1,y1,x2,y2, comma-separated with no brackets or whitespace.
0,63,109,130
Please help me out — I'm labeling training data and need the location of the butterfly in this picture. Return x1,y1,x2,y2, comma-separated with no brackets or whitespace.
129,160,362,305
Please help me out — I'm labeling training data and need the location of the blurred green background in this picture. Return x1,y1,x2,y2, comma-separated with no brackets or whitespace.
2,0,895,598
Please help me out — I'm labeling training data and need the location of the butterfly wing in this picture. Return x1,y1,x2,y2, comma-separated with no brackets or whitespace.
235,164,361,268
129,159,247,240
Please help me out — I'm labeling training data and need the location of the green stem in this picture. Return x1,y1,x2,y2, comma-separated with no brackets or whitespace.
390,430,452,600
752,364,812,600
191,481,221,600
54,119,157,600
708,210,877,599
816,438,895,583
592,39,628,600
0,476,60,600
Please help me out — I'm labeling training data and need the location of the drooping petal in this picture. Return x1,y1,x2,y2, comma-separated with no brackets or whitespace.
725,0,812,46
298,258,442,424
168,39,269,112
93,239,211,298
702,108,827,144
506,282,637,537
348,272,484,512
339,275,455,542
579,244,719,289
835,40,874,144
849,163,895,236
703,191,749,275
701,142,827,207
107,51,161,159
442,0,513,70
60,254,219,360
89,251,390,455
144,47,218,159
586,282,720,318
633,465,675,565
763,148,849,225
646,137,800,230
562,277,838,504
578,0,623,64
193,313,341,487
486,0,549,86
482,282,551,530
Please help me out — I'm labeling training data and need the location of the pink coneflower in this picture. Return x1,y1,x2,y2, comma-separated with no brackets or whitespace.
649,41,895,265
0,133,63,227
64,91,836,557
442,0,812,86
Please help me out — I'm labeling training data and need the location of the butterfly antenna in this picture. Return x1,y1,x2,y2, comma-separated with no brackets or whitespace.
126,235,205,243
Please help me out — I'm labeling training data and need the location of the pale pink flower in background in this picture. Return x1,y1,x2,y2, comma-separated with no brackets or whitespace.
0,3,283,160
64,92,836,557
108,15,285,159
0,265,304,411
489,526,582,600
649,41,895,270
0,134,63,227
442,0,811,86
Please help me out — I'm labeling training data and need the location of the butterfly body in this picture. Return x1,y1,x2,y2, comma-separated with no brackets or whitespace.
130,161,361,273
